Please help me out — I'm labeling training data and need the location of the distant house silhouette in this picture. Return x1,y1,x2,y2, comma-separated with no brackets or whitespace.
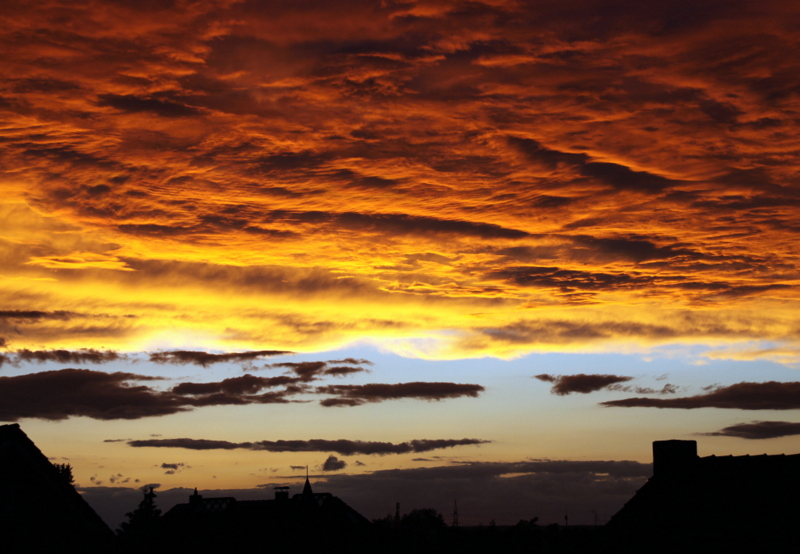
162,476,371,552
605,440,800,553
0,424,113,553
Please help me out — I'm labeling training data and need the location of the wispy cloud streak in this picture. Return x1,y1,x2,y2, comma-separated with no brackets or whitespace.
126,437,490,455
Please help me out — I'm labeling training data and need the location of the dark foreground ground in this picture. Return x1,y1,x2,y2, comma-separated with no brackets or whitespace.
114,518,606,554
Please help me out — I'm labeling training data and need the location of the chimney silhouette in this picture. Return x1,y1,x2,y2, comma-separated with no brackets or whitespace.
274,486,289,501
653,439,698,477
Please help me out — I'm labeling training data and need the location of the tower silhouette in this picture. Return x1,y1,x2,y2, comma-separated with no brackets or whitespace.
452,499,459,527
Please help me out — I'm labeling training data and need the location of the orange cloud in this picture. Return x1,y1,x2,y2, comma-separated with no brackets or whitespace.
0,0,798,360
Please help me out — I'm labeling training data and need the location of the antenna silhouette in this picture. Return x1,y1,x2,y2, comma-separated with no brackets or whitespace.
452,499,459,527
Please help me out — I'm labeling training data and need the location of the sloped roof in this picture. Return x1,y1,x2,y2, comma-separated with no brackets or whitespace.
161,484,371,552
605,440,800,553
0,424,113,552
164,482,371,529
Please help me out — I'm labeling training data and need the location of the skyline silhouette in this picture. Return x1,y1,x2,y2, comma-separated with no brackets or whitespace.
5,424,798,553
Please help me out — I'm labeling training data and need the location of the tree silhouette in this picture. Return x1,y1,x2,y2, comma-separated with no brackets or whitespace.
118,486,163,550
53,462,74,486
399,508,447,552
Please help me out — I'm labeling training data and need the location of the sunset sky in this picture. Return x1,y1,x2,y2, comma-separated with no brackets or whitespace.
2,0,800,529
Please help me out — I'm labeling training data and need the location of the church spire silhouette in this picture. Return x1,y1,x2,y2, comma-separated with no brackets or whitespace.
302,465,313,499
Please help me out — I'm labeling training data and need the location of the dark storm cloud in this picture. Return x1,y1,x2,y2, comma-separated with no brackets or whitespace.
324,365,366,377
271,361,328,380
250,438,490,456
171,374,299,396
85,184,111,196
12,77,81,93
607,383,678,395
569,236,700,264
149,349,293,367
699,98,744,124
182,389,294,408
702,421,800,439
241,225,299,238
270,359,371,380
254,151,332,172
492,235,752,271
534,374,633,395
325,358,372,365
602,382,800,410
487,265,653,291
126,437,489,456
507,137,677,193
264,210,530,240
322,455,347,472
117,224,197,237
8,348,123,365
20,144,118,170
317,382,485,407
0,310,78,320
0,369,304,421
507,137,590,169
129,438,244,450
97,94,203,118
160,462,186,475
327,168,405,191
691,189,800,212
195,213,299,239
0,369,182,421
580,162,676,193
336,212,529,240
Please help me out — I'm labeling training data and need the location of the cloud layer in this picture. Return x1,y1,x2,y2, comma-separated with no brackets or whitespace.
0,367,484,421
317,382,485,406
703,421,800,439
535,374,633,395
0,348,123,368
126,437,490,456
150,350,294,366
602,382,800,410
0,0,798,358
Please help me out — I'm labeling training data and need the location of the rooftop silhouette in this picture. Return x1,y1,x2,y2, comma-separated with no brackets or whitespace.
156,474,372,552
6,423,800,553
0,424,113,553
605,439,800,553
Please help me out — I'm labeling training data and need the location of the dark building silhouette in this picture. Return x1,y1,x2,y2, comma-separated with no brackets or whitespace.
0,424,113,553
605,439,800,553
161,476,371,552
